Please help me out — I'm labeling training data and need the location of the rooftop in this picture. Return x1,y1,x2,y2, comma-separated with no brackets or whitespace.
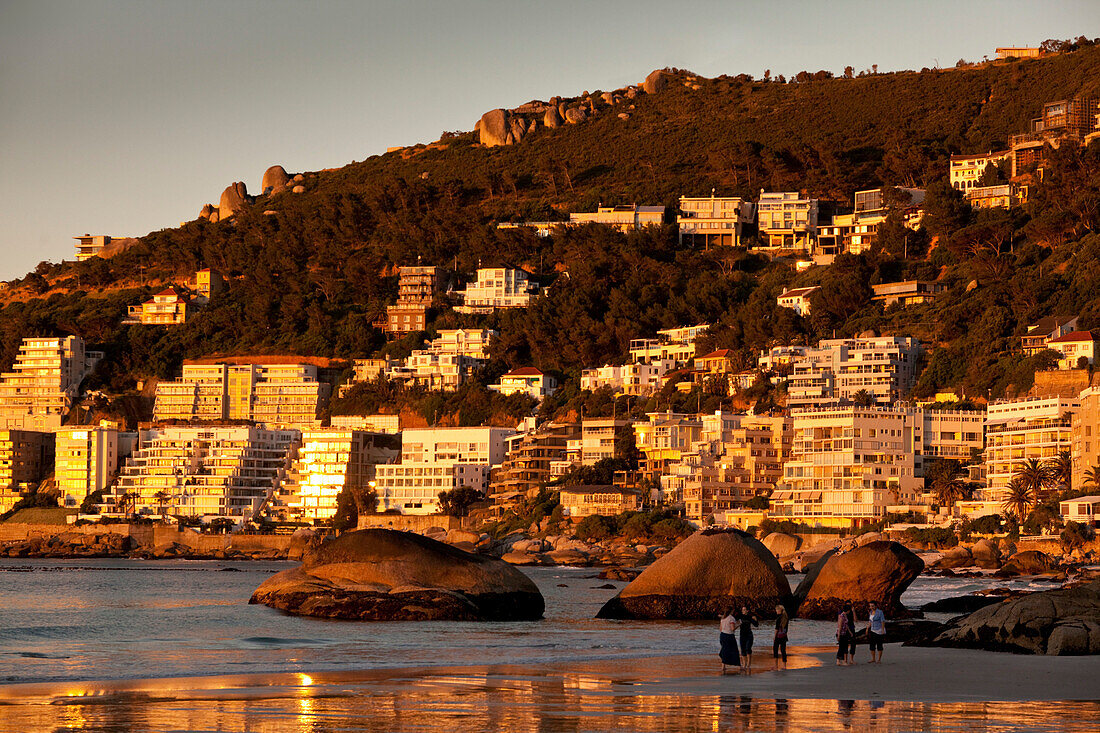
1048,330,1096,344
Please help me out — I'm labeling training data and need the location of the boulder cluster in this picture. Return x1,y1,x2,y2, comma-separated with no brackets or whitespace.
197,165,307,223
0,532,132,558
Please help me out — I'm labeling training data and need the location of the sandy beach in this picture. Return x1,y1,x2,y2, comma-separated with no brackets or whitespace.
2,645,1098,732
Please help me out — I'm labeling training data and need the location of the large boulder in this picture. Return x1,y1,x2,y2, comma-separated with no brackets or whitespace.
543,106,562,129
643,69,669,94
261,165,291,195
564,107,587,124
926,580,1100,655
218,182,251,220
969,538,1002,569
249,529,544,621
286,527,317,561
477,109,511,147
595,528,791,619
761,532,802,558
794,541,924,619
999,550,1057,576
935,545,973,569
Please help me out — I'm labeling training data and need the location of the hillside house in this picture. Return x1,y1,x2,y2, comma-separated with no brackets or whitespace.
777,286,818,316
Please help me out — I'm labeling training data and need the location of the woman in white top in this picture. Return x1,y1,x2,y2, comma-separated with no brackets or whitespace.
718,608,741,674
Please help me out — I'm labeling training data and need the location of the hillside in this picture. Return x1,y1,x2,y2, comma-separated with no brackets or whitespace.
3,45,1100,426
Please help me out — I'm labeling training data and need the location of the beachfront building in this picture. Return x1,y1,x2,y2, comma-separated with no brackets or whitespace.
329,414,401,433
871,281,946,308
771,406,923,528
1022,315,1079,355
1045,331,1098,370
1060,495,1100,528
949,151,1012,192
385,329,496,391
73,234,113,262
755,192,818,251
983,396,1080,503
381,266,445,336
0,430,55,514
634,412,705,484
373,426,515,514
123,288,191,325
559,486,640,518
491,421,580,496
103,426,298,520
456,267,538,313
490,367,558,400
568,205,665,232
677,195,755,247
0,336,101,432
275,429,401,522
54,425,125,508
786,336,923,409
776,287,818,317
153,361,330,429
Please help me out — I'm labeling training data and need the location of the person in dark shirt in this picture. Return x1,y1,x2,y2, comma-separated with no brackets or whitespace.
773,604,790,670
736,605,759,672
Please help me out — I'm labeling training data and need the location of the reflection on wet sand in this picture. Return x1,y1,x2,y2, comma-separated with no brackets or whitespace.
3,662,1100,733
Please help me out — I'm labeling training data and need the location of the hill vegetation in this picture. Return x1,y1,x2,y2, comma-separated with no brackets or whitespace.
3,43,1100,425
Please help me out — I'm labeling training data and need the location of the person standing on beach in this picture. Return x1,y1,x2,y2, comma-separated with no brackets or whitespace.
835,607,852,666
737,606,759,672
867,601,886,663
843,603,857,665
718,608,741,674
773,604,789,670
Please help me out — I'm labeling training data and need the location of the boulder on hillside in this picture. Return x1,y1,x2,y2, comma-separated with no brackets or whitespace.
564,107,587,124
218,182,252,220
998,550,1056,576
643,69,669,94
249,529,544,621
477,109,511,147
925,580,1100,655
596,528,791,620
761,532,802,558
543,106,562,129
794,541,924,619
261,165,291,195
198,203,218,222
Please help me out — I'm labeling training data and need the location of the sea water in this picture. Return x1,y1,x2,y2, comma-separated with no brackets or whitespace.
0,558,1051,686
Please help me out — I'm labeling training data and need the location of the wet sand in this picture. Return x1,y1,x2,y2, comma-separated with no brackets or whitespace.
2,646,1098,731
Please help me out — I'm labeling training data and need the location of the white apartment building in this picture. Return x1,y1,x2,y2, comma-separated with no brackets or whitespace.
104,426,299,520
154,362,330,429
580,361,674,396
628,324,709,366
386,329,496,392
756,192,819,250
757,345,810,373
276,429,401,522
373,426,515,514
983,396,1079,502
771,406,923,528
490,367,558,400
456,268,538,313
568,205,665,232
777,287,818,317
329,414,401,433
786,336,922,409
1045,330,1098,369
0,430,55,514
949,151,1012,191
55,426,124,508
552,418,632,477
73,234,112,262
0,336,101,431
677,195,755,247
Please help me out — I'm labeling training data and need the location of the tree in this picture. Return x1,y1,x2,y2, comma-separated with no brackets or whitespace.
851,389,875,407
79,489,105,514
843,66,854,79
153,490,171,516
1001,476,1037,521
1046,450,1072,493
437,485,482,517
1084,462,1100,489
1014,458,1056,500
921,180,971,238
925,459,972,509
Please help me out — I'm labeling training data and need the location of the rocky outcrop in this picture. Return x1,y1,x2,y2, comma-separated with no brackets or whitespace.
477,109,513,147
596,528,791,619
564,107,587,124
643,69,670,94
543,106,562,129
761,532,802,558
218,182,252,220
286,528,317,561
794,541,924,619
250,528,544,621
997,550,1057,576
198,203,219,223
926,581,1100,655
261,165,291,195
969,538,1002,569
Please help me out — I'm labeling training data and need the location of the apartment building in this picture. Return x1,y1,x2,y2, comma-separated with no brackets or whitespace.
758,345,810,373
1070,387,1100,492
568,205,665,232
0,336,100,432
73,234,112,262
55,425,127,508
276,429,401,522
677,195,755,247
373,426,515,514
777,287,818,316
456,267,538,313
0,430,55,514
771,406,923,528
193,269,226,303
786,336,922,409
629,325,709,366
103,426,298,520
580,361,674,396
983,396,1080,502
154,361,330,429
949,151,1012,192
383,266,445,336
871,281,946,307
559,486,640,517
756,192,818,250
329,413,401,433
385,328,496,391
490,367,558,400
1022,316,1078,355
124,288,191,325
964,183,1027,210
551,418,633,478
491,421,579,496
1045,331,1098,369
1011,97,1098,175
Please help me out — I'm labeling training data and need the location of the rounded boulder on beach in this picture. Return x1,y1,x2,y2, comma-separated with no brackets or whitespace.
249,528,544,621
595,528,791,619
794,541,924,619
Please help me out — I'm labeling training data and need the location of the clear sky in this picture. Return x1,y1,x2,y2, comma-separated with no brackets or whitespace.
1,0,1096,279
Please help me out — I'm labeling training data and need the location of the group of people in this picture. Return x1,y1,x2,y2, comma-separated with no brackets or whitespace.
835,600,887,665
718,604,790,674
718,601,887,674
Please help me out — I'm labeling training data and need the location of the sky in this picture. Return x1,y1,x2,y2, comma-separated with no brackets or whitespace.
1,0,1097,279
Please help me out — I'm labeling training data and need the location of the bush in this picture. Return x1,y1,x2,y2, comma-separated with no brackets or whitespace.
575,514,613,542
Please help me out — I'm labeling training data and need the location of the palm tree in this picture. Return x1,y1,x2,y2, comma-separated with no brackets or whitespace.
1084,463,1100,490
925,459,971,509
1046,450,1072,493
1014,458,1055,500
1001,476,1037,521
153,490,171,517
